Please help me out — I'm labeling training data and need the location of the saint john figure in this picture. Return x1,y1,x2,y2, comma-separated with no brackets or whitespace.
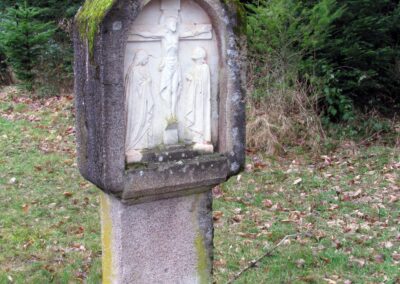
184,47,211,145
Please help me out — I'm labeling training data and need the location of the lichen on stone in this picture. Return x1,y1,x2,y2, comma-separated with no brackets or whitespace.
220,0,247,35
195,232,209,284
76,0,117,57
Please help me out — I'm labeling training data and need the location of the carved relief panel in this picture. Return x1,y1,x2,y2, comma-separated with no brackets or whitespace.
124,0,219,162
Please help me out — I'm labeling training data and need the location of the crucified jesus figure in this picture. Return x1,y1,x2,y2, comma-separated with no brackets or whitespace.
132,16,212,118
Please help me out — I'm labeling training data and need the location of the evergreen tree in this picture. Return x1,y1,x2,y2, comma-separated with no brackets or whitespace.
318,0,400,113
0,2,55,89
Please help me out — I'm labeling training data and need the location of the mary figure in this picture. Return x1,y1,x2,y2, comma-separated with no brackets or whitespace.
125,50,154,162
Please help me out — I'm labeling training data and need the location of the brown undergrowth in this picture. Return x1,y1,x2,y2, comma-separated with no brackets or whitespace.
246,83,325,155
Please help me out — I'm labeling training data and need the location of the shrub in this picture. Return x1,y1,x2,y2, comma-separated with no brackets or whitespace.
0,2,55,90
245,0,342,153
318,0,400,114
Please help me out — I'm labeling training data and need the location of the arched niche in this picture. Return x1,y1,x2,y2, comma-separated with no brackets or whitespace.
123,0,220,157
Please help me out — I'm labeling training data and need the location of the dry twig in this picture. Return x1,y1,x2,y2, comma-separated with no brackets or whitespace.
226,233,300,284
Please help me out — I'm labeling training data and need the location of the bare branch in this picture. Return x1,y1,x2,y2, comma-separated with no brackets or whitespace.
226,233,300,284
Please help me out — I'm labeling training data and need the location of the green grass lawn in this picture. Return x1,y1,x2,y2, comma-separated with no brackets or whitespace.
0,88,399,283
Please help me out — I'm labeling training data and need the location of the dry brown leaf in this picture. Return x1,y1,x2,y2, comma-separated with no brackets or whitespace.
212,185,223,198
63,191,73,198
213,259,226,268
392,253,400,261
213,211,223,221
262,199,273,208
237,232,258,239
293,178,302,185
232,215,243,223
254,161,267,170
295,258,305,268
22,204,29,214
350,257,366,268
384,241,394,249
388,195,398,203
373,254,385,263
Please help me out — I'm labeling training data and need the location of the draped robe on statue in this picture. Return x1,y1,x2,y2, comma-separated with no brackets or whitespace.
184,62,211,143
125,53,154,151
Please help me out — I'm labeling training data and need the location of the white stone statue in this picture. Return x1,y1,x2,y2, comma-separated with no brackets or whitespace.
184,47,213,152
131,16,212,119
125,50,154,162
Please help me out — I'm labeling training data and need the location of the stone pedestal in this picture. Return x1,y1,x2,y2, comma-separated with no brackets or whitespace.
100,190,213,284
74,0,246,282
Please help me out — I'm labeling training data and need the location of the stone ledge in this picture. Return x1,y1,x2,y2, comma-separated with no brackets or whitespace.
121,153,229,204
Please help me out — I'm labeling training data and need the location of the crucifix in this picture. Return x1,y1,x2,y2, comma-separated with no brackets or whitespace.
127,0,213,119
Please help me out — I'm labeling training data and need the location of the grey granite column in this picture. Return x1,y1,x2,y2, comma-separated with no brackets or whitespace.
100,189,213,284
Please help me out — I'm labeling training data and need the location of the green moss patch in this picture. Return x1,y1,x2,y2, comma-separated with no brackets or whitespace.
195,232,209,284
76,0,117,58
221,0,247,36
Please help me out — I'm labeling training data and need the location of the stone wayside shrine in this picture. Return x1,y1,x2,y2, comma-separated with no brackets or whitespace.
73,0,245,282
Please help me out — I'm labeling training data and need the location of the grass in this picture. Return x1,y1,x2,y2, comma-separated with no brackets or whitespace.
214,146,400,283
0,87,399,283
0,89,101,283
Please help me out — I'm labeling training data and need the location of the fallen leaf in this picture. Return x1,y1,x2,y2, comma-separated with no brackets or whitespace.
293,178,302,185
254,161,267,170
384,241,394,249
271,203,283,212
23,240,34,249
263,199,273,208
245,164,253,172
392,253,400,261
329,204,339,211
22,204,29,214
212,185,224,199
63,191,73,198
232,215,243,223
237,232,258,239
295,258,305,268
214,259,226,268
373,254,385,263
350,257,366,268
213,211,223,221
388,195,398,203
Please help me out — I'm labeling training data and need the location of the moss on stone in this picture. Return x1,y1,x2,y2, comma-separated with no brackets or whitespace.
220,0,247,36
76,0,116,58
100,192,115,283
195,232,209,284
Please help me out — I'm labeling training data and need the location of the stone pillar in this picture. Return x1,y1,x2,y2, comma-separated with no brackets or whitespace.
100,190,213,284
74,0,246,282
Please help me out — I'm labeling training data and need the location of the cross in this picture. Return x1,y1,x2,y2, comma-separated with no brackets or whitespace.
127,0,213,42
126,0,213,119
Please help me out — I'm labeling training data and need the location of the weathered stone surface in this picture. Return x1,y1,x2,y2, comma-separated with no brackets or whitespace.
122,152,229,204
74,0,246,201
100,190,213,283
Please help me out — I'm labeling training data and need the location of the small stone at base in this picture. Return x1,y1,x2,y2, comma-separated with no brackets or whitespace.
126,150,143,163
193,143,214,153
164,128,179,145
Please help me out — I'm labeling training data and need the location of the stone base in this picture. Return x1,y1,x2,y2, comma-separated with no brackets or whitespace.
100,190,213,284
125,149,143,163
193,143,214,153
163,128,179,145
